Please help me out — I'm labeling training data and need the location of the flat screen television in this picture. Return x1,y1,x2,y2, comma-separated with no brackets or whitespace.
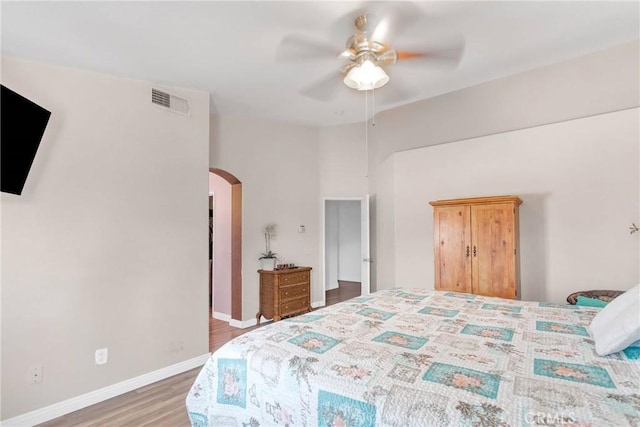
1,84,51,195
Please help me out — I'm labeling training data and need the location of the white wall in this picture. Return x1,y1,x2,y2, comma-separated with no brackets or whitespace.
207,43,640,307
324,200,362,291
337,201,361,282
369,157,395,292
369,41,640,166
1,57,210,419
317,124,370,289
317,125,368,198
209,173,232,316
210,115,321,316
393,109,639,302
316,42,639,297
325,201,339,291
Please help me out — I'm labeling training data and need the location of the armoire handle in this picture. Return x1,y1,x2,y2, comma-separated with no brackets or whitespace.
473,246,477,257
466,246,470,257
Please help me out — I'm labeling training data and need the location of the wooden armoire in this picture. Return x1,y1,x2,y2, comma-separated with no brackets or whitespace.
429,196,522,299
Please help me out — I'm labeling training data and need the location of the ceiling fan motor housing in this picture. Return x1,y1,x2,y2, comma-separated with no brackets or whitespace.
343,14,397,70
275,6,465,99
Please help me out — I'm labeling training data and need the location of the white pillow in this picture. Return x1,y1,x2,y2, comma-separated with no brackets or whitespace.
588,284,640,356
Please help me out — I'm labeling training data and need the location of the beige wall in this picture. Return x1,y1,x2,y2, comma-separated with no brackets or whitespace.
370,41,640,165
210,115,321,315
393,109,639,302
208,173,232,316
371,42,640,298
318,41,640,297
336,200,362,283
4,32,637,426
0,57,210,419
317,125,368,198
206,43,639,310
369,157,396,292
324,200,361,291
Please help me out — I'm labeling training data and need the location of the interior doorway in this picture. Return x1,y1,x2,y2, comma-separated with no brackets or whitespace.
208,168,242,325
322,197,370,306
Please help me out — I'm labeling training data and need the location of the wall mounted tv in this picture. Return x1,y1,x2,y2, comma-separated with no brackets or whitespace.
1,84,51,195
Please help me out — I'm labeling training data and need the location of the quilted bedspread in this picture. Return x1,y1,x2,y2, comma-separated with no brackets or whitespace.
186,289,640,426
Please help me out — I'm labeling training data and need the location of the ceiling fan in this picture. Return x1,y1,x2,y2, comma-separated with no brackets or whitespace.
276,2,465,104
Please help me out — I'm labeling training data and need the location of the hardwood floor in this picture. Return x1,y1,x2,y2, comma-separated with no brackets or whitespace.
209,315,259,353
38,369,199,427
326,280,361,306
38,284,360,426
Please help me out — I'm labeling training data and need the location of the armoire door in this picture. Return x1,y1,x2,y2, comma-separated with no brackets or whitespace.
471,203,516,299
433,205,472,293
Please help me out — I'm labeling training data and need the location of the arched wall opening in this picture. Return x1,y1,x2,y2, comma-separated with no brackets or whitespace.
209,168,242,321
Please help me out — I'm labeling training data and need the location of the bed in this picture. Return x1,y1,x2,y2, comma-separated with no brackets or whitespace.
186,289,640,426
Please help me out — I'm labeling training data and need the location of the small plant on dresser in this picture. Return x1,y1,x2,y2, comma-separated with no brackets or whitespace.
259,223,277,270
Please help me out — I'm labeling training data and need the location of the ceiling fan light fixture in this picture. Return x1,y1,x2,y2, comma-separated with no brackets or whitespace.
343,59,389,91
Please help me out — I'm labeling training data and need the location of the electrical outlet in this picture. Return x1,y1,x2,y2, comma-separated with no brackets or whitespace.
29,365,43,384
95,348,108,365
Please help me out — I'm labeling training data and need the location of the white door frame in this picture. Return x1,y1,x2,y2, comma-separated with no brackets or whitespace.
321,196,370,307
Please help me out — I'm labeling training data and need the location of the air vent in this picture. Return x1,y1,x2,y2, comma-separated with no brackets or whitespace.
151,88,190,115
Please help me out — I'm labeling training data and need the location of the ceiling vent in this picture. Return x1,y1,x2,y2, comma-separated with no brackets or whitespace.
151,88,190,116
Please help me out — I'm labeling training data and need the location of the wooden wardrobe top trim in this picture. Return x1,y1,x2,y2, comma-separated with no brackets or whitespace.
429,195,522,207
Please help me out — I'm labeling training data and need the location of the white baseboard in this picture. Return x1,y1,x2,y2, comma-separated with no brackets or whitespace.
229,317,273,329
212,311,231,321
215,313,254,329
229,318,254,328
227,306,327,330
0,353,211,427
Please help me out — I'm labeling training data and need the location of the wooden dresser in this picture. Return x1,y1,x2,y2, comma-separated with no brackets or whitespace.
430,196,522,299
256,267,312,324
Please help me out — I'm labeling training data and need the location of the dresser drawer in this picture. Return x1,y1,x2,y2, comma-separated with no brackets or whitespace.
257,267,312,325
280,297,309,316
280,283,309,301
280,271,310,286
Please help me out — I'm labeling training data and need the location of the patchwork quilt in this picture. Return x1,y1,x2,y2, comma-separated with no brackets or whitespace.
186,289,640,426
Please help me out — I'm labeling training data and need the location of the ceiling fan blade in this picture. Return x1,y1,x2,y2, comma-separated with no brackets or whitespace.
375,77,414,106
276,34,342,62
300,71,346,102
369,2,428,46
326,3,369,45
395,34,466,69
328,2,428,47
396,51,426,60
378,50,398,65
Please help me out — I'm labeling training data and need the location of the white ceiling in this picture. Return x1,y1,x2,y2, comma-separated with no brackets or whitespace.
2,1,638,127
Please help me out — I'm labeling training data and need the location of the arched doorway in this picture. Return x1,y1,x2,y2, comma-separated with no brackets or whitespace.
209,168,242,322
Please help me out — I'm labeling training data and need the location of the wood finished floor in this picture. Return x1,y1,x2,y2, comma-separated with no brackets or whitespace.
326,280,361,306
38,283,360,427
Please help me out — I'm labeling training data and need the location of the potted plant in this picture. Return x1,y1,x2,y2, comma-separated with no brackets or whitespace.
259,224,277,271
259,250,277,271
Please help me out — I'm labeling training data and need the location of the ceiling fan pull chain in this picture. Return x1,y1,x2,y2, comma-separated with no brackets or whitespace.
365,89,369,178
372,88,376,127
